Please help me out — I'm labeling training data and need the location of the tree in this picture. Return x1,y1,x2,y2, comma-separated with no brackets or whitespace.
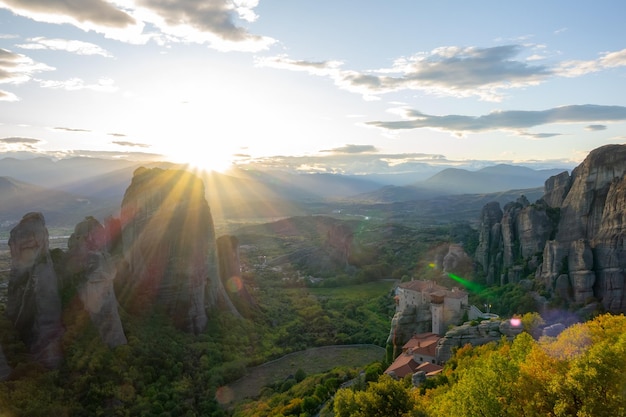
333,375,414,417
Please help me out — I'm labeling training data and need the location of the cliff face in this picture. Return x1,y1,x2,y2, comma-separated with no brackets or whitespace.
119,168,238,332
6,212,64,368
217,235,256,315
476,144,626,313
435,319,523,363
475,197,556,285
65,216,127,347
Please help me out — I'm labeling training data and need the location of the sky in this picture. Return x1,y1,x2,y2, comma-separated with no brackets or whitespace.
1,0,626,175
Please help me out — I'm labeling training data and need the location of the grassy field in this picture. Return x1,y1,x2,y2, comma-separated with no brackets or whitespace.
308,280,396,299
225,344,385,403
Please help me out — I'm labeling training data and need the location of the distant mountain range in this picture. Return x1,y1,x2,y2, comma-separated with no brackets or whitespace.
0,157,568,231
353,164,566,203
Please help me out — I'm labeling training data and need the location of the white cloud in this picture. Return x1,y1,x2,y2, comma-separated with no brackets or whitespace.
0,47,54,100
260,45,626,103
259,45,553,102
0,0,273,51
367,104,626,136
36,77,117,92
17,37,113,57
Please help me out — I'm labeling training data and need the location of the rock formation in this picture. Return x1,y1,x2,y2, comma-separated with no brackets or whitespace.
6,212,63,368
435,319,523,363
119,167,238,333
217,235,256,315
326,222,353,267
475,144,626,314
65,216,127,347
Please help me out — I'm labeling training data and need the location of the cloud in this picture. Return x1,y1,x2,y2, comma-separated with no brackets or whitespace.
240,151,454,175
37,77,117,92
108,132,126,137
54,126,91,132
17,37,113,57
0,136,41,144
320,144,379,154
0,47,54,100
65,149,164,161
366,104,626,136
0,0,274,51
557,48,626,77
0,0,136,28
259,45,552,101
260,45,626,102
586,124,607,131
112,140,151,148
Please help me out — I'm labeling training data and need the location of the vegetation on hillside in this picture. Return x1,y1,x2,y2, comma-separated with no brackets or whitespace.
329,313,626,417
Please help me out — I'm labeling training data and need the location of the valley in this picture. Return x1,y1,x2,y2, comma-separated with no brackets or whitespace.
0,145,625,416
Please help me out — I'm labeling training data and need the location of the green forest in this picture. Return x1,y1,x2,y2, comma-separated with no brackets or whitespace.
1,216,623,416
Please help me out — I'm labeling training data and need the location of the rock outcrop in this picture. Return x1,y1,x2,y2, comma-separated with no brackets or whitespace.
217,235,256,315
475,197,556,286
475,144,626,314
6,212,64,368
65,216,127,347
119,167,238,333
435,319,523,363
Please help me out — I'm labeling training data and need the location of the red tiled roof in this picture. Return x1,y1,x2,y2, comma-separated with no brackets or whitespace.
402,333,441,357
415,362,443,376
384,353,418,379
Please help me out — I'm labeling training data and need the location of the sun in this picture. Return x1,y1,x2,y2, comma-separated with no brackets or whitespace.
167,148,234,173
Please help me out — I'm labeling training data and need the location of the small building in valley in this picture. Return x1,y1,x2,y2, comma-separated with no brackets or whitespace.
385,332,443,379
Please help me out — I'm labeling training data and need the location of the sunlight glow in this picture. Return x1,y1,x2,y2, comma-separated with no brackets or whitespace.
168,148,234,173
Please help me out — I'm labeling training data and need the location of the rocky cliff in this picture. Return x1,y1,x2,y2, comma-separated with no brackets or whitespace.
435,319,523,363
475,144,626,313
65,216,127,347
119,167,239,332
217,235,256,315
2,167,245,371
6,212,64,368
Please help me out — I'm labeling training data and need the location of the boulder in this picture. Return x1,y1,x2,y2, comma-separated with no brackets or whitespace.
6,212,63,368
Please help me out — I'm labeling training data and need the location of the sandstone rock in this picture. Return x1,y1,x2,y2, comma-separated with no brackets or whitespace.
555,145,626,244
412,371,426,387
442,244,473,275
217,235,256,314
473,145,626,315
6,212,63,368
326,223,353,266
543,171,571,208
474,202,503,284
517,202,555,259
542,323,565,337
66,217,127,347
387,306,431,351
120,168,237,333
554,274,572,301
435,319,520,362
